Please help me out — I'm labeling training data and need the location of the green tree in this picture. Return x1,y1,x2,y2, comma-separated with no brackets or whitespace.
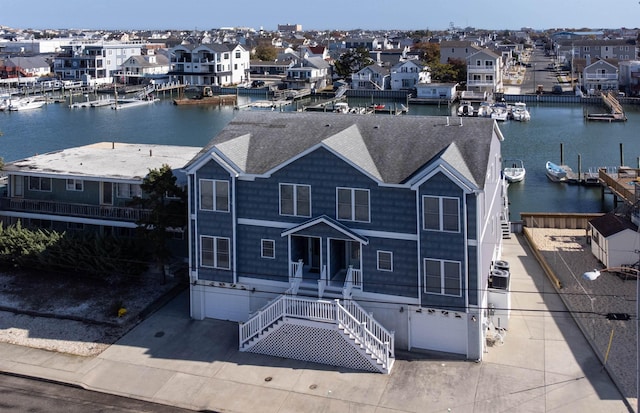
128,164,186,280
253,44,277,61
413,42,440,63
333,47,375,78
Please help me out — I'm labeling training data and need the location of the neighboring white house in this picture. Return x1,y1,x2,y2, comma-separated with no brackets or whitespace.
466,49,503,94
351,64,388,90
120,49,170,85
589,212,640,269
583,59,619,95
54,41,143,85
283,56,331,90
414,82,458,102
170,43,250,86
389,60,429,91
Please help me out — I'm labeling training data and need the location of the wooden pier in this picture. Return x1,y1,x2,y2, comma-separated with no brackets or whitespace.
585,92,627,122
598,167,640,206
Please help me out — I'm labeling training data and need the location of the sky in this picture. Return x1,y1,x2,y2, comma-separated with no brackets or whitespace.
2,0,639,32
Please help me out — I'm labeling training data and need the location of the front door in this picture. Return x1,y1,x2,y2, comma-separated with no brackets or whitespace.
101,182,113,205
291,235,322,281
329,239,361,284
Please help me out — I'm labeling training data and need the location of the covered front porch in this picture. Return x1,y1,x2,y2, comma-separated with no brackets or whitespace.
282,216,368,298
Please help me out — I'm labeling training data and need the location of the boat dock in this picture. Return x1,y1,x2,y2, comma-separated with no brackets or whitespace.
598,166,640,207
585,92,627,122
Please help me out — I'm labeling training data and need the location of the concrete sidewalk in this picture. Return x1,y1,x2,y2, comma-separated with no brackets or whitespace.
0,234,631,412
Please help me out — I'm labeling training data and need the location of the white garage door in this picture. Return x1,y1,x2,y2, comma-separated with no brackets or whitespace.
410,310,468,355
204,288,250,322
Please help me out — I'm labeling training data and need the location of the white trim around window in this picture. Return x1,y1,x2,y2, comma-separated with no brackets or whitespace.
261,239,275,259
66,178,84,191
279,183,311,217
422,195,460,232
200,235,231,270
199,179,230,212
377,250,393,272
423,258,462,297
336,187,370,222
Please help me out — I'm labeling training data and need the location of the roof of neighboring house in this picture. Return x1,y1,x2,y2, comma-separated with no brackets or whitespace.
186,111,499,188
4,142,201,181
590,212,638,238
468,48,501,60
6,56,50,69
356,64,388,75
125,54,170,67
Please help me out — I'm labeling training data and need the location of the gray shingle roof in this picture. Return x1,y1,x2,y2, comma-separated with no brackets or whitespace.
188,112,496,188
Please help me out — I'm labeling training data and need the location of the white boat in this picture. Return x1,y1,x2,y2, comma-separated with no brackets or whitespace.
490,104,508,121
511,102,531,121
457,101,475,116
111,97,159,110
503,159,526,183
8,97,46,111
545,161,567,182
477,102,493,118
333,102,349,114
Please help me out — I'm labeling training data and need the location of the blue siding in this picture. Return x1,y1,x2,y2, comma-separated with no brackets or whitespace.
362,237,418,297
236,147,417,234
195,159,234,283
236,224,289,283
419,172,467,310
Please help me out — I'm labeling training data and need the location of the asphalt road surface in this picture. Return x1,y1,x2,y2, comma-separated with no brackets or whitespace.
0,373,200,413
520,48,566,94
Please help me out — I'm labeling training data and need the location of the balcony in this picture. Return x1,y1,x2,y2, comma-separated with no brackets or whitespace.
0,197,151,223
584,73,618,80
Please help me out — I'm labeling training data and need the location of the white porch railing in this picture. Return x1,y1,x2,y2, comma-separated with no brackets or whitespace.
318,265,327,298
239,296,395,372
289,259,303,283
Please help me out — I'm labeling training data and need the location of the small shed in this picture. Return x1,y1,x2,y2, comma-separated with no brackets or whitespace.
589,212,640,268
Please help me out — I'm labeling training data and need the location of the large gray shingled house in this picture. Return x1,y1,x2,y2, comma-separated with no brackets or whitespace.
184,111,509,373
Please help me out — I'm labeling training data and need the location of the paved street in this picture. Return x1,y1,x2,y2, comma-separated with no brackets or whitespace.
0,234,631,412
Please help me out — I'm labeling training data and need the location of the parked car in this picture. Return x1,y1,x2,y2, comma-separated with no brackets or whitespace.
552,85,563,94
251,80,265,88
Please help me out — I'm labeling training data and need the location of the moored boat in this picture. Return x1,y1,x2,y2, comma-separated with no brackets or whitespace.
511,102,531,121
545,161,568,182
457,100,475,116
503,159,526,183
490,104,508,121
8,97,46,111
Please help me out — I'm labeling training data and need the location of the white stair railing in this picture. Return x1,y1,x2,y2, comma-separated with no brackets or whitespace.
335,300,392,370
239,296,395,371
341,299,395,357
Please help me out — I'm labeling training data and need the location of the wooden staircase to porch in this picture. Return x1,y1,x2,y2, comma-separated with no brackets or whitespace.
239,296,395,374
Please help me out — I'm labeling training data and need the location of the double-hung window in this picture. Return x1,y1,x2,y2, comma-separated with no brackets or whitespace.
423,196,460,232
337,187,370,222
279,183,310,217
66,179,83,191
424,258,462,296
199,179,229,212
200,236,230,269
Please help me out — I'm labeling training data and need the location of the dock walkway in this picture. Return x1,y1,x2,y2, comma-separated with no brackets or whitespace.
585,92,627,122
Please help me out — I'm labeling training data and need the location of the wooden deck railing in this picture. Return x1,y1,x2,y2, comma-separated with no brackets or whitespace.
0,197,150,222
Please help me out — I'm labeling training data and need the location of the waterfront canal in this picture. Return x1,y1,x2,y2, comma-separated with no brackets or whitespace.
1,96,638,220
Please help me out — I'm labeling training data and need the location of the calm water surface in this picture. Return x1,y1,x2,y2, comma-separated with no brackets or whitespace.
1,95,639,219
